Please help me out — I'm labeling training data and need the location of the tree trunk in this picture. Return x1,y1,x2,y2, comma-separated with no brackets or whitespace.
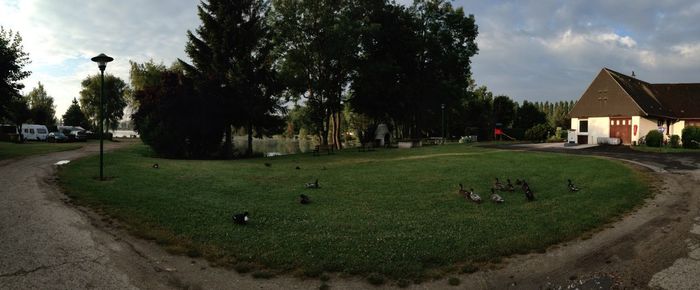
333,112,341,149
222,124,233,159
246,122,253,156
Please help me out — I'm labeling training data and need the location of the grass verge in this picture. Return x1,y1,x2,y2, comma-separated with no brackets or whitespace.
58,143,651,280
0,141,83,160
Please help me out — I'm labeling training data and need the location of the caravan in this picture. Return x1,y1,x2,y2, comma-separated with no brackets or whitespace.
21,124,49,141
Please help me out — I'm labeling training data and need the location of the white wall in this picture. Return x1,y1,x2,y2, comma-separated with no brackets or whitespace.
588,117,610,144
671,120,685,137
638,117,658,142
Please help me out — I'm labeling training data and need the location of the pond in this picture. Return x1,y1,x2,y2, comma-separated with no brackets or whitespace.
233,136,318,156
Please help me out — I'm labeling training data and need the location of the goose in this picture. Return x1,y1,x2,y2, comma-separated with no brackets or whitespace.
152,163,159,169
468,188,482,203
458,183,469,197
568,179,580,192
300,194,311,204
490,188,504,203
493,178,504,190
305,179,319,189
232,212,249,225
505,179,515,192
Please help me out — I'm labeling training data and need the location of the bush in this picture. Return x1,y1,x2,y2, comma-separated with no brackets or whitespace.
524,123,552,142
670,135,680,148
682,126,700,149
644,130,663,147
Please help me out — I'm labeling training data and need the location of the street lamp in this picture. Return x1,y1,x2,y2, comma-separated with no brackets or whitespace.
441,103,445,143
91,53,113,180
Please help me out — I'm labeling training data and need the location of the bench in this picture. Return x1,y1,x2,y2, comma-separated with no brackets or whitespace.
312,144,334,156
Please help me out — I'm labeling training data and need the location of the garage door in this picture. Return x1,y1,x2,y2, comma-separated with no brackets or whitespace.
610,118,632,145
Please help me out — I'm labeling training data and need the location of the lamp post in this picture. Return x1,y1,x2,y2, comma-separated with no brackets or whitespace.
90,53,113,180
441,103,445,143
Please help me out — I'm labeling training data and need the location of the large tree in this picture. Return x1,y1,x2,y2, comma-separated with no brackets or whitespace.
181,0,283,157
26,82,57,126
62,98,90,129
0,27,31,122
273,0,360,148
79,74,128,132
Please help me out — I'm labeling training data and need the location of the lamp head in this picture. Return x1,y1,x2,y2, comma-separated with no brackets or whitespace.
91,53,114,71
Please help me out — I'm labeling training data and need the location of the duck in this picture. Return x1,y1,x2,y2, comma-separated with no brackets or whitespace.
264,162,272,167
568,179,580,192
521,180,529,191
458,183,469,197
232,212,249,225
295,166,301,170
493,178,504,190
468,188,482,203
152,163,159,169
305,179,319,189
300,194,311,204
515,179,523,186
490,188,504,203
525,187,535,201
505,179,515,192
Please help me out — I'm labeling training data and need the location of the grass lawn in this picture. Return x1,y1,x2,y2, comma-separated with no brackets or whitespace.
58,143,650,281
631,145,699,153
0,141,83,160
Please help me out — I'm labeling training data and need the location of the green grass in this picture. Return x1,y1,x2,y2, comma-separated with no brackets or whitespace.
58,143,650,280
0,141,83,160
631,145,699,153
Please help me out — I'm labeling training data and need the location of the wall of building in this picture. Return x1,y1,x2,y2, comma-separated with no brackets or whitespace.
570,117,611,144
671,120,685,137
637,116,659,143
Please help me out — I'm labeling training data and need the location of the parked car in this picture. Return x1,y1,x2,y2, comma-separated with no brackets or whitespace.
66,129,88,142
47,131,69,142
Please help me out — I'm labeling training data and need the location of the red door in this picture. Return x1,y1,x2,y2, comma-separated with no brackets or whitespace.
610,118,632,145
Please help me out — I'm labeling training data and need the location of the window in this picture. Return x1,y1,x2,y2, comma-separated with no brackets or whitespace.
37,129,47,134
30,129,35,134
579,120,588,133
611,120,615,125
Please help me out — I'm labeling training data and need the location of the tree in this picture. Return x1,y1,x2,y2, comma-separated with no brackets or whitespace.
79,74,128,132
8,97,30,142
132,66,224,158
492,95,516,128
62,98,90,129
273,0,361,148
181,0,283,157
515,101,547,131
26,82,57,126
0,27,31,121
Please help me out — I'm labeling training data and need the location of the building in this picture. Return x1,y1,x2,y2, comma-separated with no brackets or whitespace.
569,68,700,145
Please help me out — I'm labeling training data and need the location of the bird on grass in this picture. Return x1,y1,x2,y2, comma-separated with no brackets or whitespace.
468,188,482,203
521,180,529,191
505,179,515,192
264,163,272,167
152,163,159,169
490,188,504,203
300,194,311,204
295,166,301,170
515,179,523,186
232,212,249,225
568,179,580,192
305,179,319,189
458,183,469,197
524,186,535,201
493,178,505,190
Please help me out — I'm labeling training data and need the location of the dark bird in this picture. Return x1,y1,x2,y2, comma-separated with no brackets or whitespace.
305,179,319,189
491,188,504,203
300,194,311,204
515,179,523,186
458,183,469,197
264,163,272,167
232,212,249,225
493,178,504,190
521,180,529,191
152,163,159,169
295,166,301,170
525,187,535,201
468,188,482,203
505,179,515,192
568,179,580,192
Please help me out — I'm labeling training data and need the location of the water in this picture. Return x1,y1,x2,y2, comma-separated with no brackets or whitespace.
233,136,317,156
110,130,139,138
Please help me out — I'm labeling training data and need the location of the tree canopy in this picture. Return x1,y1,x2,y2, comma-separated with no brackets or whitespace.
79,74,129,132
62,98,90,129
0,27,31,122
25,82,57,126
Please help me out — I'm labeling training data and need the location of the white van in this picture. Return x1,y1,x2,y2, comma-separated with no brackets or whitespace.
21,124,49,141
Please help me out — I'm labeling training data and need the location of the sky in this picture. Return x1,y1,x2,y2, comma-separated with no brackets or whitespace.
2,0,700,120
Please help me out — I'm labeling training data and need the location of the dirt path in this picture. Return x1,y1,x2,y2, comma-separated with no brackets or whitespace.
1,142,698,289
